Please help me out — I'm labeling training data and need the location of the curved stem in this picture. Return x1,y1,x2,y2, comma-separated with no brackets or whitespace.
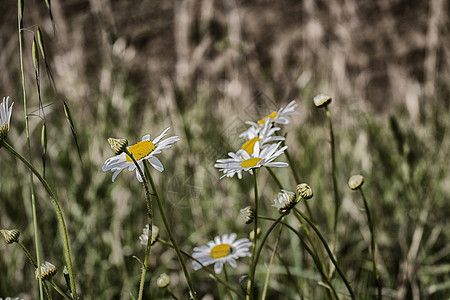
157,238,245,299
1,140,77,298
259,216,339,299
246,170,259,300
122,149,153,300
143,161,198,300
295,207,355,299
359,188,382,300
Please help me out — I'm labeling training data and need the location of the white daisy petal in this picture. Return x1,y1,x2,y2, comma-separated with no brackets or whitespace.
214,262,224,274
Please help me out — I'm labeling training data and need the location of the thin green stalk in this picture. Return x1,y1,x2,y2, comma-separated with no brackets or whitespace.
261,226,282,300
17,0,43,298
295,207,355,299
292,210,328,277
325,107,339,250
17,241,37,267
16,241,73,299
1,140,77,298
246,170,259,300
223,265,234,300
259,216,339,299
359,188,382,300
122,149,154,300
143,161,198,300
49,279,73,300
157,238,245,299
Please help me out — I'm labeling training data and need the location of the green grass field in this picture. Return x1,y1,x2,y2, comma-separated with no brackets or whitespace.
1,1,449,299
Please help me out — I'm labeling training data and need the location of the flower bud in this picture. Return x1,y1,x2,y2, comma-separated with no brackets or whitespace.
107,138,129,155
35,261,57,280
348,174,364,190
249,228,261,241
272,190,297,212
1,229,20,244
157,273,171,288
240,206,255,224
297,183,313,199
139,225,159,246
313,94,332,107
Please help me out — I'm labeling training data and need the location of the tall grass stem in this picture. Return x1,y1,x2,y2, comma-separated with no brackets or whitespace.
1,140,77,298
17,0,44,298
143,161,198,300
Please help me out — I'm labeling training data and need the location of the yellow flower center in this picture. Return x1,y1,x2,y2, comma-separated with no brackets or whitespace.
241,157,262,168
241,137,261,155
210,244,232,258
126,140,156,162
257,111,278,125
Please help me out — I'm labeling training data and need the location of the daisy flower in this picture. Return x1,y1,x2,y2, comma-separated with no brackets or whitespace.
239,120,285,155
215,141,288,179
102,127,179,182
0,96,14,141
192,233,252,274
239,100,298,139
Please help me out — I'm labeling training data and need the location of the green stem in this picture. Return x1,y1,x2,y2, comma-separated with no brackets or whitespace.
1,140,77,298
16,241,73,299
157,238,245,299
295,207,355,299
17,0,43,298
246,170,259,300
325,107,339,250
49,279,73,300
122,149,153,300
17,241,37,267
143,161,198,300
359,188,382,300
223,265,234,300
261,226,282,300
259,216,339,299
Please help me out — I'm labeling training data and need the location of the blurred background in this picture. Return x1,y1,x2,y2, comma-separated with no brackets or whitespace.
0,0,449,299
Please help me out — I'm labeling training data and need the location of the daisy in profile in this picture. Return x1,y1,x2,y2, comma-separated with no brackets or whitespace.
102,127,179,182
272,189,297,213
0,96,14,141
215,141,288,179
240,100,298,139
192,233,252,274
239,120,285,155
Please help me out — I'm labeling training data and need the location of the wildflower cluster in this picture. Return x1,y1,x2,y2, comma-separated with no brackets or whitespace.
214,101,297,179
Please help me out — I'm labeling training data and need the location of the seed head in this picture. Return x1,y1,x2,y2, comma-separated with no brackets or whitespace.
1,229,20,244
348,174,364,190
297,183,313,199
107,138,128,155
313,94,332,107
